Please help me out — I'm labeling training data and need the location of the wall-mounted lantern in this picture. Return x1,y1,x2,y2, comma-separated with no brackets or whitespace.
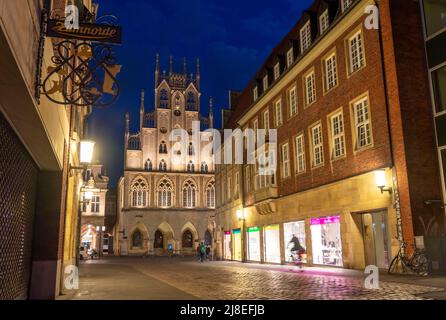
375,169,392,194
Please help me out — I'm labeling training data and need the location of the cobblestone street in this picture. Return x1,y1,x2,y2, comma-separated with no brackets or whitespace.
66,257,446,300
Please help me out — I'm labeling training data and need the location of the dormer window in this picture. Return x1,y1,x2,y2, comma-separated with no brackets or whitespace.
253,86,258,101
300,21,312,53
274,63,280,80
342,0,352,12
287,48,294,68
263,75,269,91
320,10,329,34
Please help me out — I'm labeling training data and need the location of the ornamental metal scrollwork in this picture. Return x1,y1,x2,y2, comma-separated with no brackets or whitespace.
41,40,121,108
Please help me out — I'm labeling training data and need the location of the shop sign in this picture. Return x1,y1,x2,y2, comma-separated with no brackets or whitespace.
232,229,241,235
247,226,260,233
47,19,122,44
265,225,279,231
224,231,231,235
310,216,340,226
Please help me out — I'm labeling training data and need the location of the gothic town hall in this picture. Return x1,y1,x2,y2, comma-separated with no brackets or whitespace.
115,56,216,256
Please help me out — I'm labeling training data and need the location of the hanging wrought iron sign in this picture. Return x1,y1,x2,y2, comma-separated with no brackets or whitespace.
37,9,122,108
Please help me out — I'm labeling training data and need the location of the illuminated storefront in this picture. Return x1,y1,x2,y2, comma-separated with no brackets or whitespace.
232,229,242,261
223,231,232,260
283,221,306,263
310,216,343,267
246,226,261,261
264,224,281,263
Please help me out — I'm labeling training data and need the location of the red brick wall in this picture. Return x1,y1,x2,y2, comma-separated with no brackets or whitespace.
386,0,445,236
245,15,393,197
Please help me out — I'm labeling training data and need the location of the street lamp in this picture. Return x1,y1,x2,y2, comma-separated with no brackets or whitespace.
71,139,96,171
375,169,392,194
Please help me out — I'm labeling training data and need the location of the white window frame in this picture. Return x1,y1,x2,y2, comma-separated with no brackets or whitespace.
91,195,100,213
305,71,316,106
281,143,291,179
253,86,258,101
311,124,324,167
295,134,306,174
289,86,298,117
348,30,365,74
275,99,283,127
253,118,259,132
287,48,294,68
263,75,269,91
324,52,338,91
274,63,280,80
300,21,312,53
353,96,372,150
245,166,251,193
330,112,346,159
320,10,329,34
263,109,270,131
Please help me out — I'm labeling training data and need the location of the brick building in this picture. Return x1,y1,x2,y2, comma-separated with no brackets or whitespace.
215,0,445,270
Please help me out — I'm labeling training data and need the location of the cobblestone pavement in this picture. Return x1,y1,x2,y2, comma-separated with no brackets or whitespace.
75,257,446,300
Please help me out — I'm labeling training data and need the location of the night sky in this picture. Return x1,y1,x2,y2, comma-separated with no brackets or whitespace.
88,0,313,187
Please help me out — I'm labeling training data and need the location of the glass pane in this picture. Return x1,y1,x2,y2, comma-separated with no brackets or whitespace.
424,0,446,36
433,65,446,113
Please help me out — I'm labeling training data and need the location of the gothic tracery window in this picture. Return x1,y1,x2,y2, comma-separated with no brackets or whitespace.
201,162,209,173
206,180,216,209
159,89,169,109
157,178,174,208
186,92,196,111
182,179,197,208
188,142,195,156
130,177,149,208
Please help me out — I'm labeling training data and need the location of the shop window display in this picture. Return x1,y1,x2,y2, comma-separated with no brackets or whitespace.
310,216,343,267
247,226,261,261
264,225,281,263
284,221,307,263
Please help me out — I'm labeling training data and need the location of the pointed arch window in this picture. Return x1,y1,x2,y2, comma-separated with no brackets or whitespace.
157,178,174,208
186,92,196,111
206,180,216,209
159,160,167,172
145,159,153,171
182,179,197,208
188,142,195,156
201,162,209,173
159,141,167,154
187,161,195,173
159,89,169,109
130,177,149,208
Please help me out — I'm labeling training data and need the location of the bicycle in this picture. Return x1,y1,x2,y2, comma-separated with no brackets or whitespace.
388,241,429,276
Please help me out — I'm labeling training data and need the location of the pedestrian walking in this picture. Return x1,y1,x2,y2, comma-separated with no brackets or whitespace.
199,242,206,263
206,245,211,261
196,245,201,261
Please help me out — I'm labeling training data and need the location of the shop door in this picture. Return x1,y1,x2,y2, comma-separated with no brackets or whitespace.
362,211,389,269
224,232,232,260
232,229,242,261
0,112,38,300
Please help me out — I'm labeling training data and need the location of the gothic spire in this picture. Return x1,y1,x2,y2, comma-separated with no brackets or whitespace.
155,53,159,85
183,57,187,76
169,55,173,76
140,90,145,130
196,58,200,90
209,96,214,129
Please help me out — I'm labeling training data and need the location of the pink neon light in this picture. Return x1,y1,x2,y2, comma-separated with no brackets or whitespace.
310,216,340,226
224,231,231,235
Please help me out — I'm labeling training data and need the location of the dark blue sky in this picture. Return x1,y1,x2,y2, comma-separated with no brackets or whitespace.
88,0,313,187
